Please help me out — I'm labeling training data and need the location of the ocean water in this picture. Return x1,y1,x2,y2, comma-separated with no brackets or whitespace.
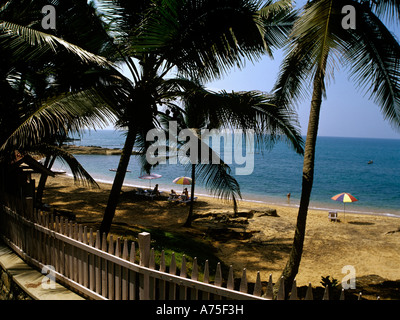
54,130,400,217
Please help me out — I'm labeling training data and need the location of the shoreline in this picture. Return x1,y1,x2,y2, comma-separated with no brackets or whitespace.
69,173,400,220
54,143,400,219
40,173,400,293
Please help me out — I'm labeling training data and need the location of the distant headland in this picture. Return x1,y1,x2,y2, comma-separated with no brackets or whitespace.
62,145,142,155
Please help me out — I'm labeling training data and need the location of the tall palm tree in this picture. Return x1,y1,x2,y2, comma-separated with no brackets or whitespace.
98,0,297,235
149,80,304,227
272,0,400,294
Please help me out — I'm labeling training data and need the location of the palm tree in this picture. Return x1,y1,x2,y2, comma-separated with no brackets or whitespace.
162,80,304,227
144,79,303,227
98,0,297,235
0,0,119,191
272,0,400,294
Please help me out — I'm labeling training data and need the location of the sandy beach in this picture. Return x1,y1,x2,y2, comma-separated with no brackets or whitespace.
37,174,400,299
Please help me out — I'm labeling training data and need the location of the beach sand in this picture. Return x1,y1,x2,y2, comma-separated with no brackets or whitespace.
38,174,400,299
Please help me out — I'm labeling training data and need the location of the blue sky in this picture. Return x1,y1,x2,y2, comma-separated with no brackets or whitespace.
109,1,400,140
206,48,400,140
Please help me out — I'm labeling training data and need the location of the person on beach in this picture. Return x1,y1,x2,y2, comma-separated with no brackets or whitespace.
181,188,189,201
152,184,160,196
168,189,179,201
287,192,291,203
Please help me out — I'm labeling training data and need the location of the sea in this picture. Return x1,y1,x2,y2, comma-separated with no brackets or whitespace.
53,130,400,218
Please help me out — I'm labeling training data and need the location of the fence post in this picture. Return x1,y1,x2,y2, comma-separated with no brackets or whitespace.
179,255,187,300
95,231,101,295
240,268,248,293
25,197,33,220
214,262,222,287
169,253,177,300
139,232,150,267
108,235,115,299
159,250,166,300
129,242,136,300
101,233,107,298
277,277,285,300
121,239,129,300
149,248,155,300
138,232,150,300
340,289,345,300
190,257,198,300
202,260,209,300
323,286,329,300
227,266,234,291
265,274,273,299
253,272,262,297
305,283,313,300
89,229,95,292
289,279,298,300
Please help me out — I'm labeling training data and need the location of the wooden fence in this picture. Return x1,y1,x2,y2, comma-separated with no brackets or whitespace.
0,194,352,300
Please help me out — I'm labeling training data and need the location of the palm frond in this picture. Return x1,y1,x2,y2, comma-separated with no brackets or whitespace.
1,88,116,151
129,0,270,81
181,133,242,210
29,143,99,188
176,80,304,154
272,0,349,109
256,0,295,55
370,0,400,24
342,1,400,129
0,20,113,66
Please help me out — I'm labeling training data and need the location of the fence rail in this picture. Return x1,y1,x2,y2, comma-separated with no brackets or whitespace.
0,194,356,300
0,194,273,300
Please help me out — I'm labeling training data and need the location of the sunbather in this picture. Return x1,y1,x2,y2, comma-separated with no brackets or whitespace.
151,184,160,196
181,188,189,201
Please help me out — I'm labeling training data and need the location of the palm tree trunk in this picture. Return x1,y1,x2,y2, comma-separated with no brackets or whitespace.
100,128,136,235
279,69,325,297
184,163,196,227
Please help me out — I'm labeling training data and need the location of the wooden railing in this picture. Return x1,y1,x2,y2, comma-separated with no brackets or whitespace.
1,194,360,300
0,195,270,300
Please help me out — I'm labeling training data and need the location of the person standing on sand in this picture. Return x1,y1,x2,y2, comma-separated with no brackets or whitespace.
287,193,291,204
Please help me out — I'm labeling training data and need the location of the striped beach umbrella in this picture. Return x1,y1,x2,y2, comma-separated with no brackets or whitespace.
139,173,162,187
331,192,358,220
172,176,192,185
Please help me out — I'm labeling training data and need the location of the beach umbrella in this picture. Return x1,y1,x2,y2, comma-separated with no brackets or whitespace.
173,176,192,185
173,176,192,192
139,173,162,187
331,192,358,221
